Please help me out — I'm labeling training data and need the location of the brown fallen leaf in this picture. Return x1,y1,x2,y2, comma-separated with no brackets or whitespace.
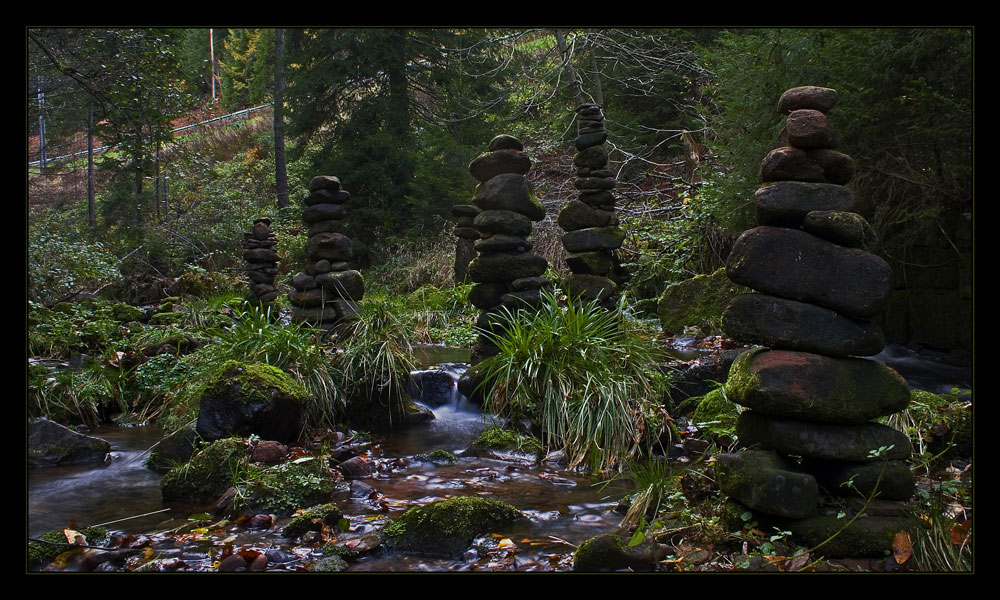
892,531,912,565
951,519,972,545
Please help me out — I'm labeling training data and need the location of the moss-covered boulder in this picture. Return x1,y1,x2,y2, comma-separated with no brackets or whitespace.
802,458,915,501
462,426,543,462
194,361,309,445
572,532,665,572
110,302,145,323
161,437,251,503
785,513,919,558
242,458,342,515
715,450,819,519
725,348,910,424
657,268,748,334
282,503,345,538
383,496,524,556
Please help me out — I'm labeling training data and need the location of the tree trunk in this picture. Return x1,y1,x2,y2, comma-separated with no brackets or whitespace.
87,106,95,228
273,28,289,209
554,29,583,108
588,42,604,108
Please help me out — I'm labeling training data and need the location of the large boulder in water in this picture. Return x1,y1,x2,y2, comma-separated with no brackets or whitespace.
382,496,524,556
28,418,111,468
194,361,308,445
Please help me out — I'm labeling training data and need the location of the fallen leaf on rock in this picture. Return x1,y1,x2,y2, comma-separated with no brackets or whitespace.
892,531,912,564
63,529,86,546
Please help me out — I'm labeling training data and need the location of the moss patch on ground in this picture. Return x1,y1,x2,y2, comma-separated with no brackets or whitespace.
160,437,250,503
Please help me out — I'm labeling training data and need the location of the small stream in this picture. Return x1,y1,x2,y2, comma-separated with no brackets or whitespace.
28,345,633,572
27,343,971,571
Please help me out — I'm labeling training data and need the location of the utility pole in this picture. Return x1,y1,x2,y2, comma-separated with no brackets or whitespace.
38,84,47,175
88,106,95,228
210,28,217,104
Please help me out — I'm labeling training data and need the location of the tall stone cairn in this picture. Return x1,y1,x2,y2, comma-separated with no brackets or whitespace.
464,134,550,364
242,218,281,304
452,204,479,284
288,175,364,330
558,104,625,308
715,86,917,556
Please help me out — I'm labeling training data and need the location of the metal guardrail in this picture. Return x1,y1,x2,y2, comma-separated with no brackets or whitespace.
27,103,273,168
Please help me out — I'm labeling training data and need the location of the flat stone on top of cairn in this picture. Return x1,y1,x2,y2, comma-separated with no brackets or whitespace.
288,175,364,329
716,86,917,557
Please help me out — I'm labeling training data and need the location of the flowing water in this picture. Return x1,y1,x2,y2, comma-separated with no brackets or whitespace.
27,343,971,571
27,345,632,572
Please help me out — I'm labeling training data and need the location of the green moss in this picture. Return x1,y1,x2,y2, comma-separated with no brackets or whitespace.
161,437,251,503
426,449,458,463
383,496,523,556
282,503,345,538
467,426,543,457
28,526,109,566
572,532,662,572
657,268,748,333
243,458,338,515
721,348,764,404
692,387,740,443
110,302,145,322
150,311,186,325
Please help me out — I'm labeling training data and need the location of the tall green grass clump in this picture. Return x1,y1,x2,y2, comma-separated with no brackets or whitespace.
476,289,666,471
191,302,340,428
334,296,419,427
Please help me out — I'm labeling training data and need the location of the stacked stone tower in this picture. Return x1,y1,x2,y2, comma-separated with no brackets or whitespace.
242,218,280,304
558,103,625,308
715,86,917,555
288,176,364,329
463,134,550,364
452,204,479,284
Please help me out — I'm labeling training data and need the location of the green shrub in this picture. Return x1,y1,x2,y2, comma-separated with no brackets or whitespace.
476,288,665,470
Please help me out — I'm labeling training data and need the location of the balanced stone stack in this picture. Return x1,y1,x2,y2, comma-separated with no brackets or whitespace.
464,134,549,364
288,176,364,329
452,204,480,284
715,86,917,556
242,218,281,304
558,104,624,308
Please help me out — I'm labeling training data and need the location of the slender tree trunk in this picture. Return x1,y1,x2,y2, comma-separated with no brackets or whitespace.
588,43,604,108
87,106,95,228
155,140,161,221
273,28,289,208
38,85,47,175
554,29,583,108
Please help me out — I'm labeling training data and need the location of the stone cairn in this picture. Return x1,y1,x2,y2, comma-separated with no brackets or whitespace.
242,217,281,304
461,134,550,364
715,86,916,555
558,103,625,308
288,175,365,330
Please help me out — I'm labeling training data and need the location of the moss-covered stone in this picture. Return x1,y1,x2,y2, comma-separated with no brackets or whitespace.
716,450,819,519
194,361,309,444
383,496,524,556
161,437,251,503
737,411,912,462
110,302,145,323
463,426,543,461
423,449,459,464
282,502,345,538
657,268,748,334
572,532,664,572
28,526,109,566
243,458,341,515
149,311,186,325
307,555,349,572
786,514,919,558
691,388,739,444
725,349,910,424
